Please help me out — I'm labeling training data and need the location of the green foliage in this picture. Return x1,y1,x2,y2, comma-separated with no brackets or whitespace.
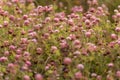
34,0,88,12
0,0,120,79
34,0,120,21
102,0,120,22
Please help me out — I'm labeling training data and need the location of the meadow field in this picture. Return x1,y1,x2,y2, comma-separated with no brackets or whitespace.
0,0,120,80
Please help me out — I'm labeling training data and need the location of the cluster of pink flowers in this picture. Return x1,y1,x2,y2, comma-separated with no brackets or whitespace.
0,0,119,80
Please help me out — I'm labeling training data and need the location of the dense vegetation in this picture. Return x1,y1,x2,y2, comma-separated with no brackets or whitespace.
0,0,120,80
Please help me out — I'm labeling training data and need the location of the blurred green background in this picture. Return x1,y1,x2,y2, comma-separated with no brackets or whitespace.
34,0,88,12
33,0,120,21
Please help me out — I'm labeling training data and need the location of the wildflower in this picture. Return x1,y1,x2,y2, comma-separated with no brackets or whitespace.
75,72,82,79
35,74,43,80
76,64,84,70
23,75,30,80
63,57,72,65
116,71,120,78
